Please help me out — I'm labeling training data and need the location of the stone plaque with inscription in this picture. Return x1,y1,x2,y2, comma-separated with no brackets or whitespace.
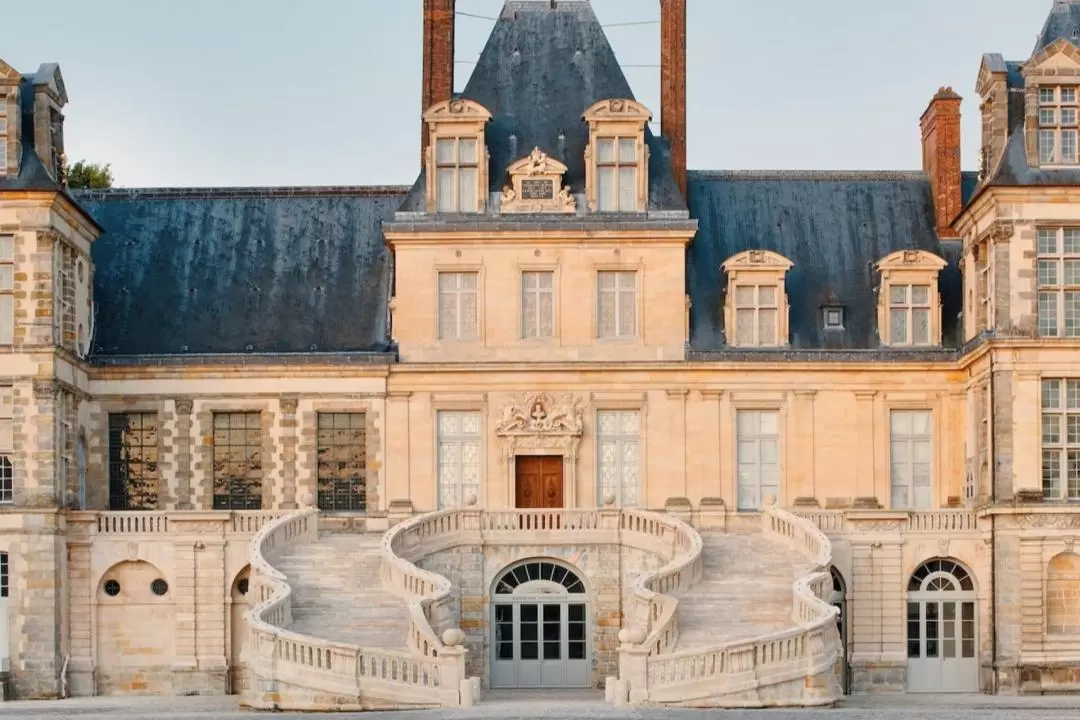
521,178,554,200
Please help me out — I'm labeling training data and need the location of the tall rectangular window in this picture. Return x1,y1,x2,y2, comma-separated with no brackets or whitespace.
1037,228,1080,337
521,271,554,339
212,412,263,510
57,244,75,351
0,235,13,345
438,272,479,340
736,410,779,511
596,137,638,212
596,410,640,507
597,271,636,338
1038,86,1079,165
890,411,933,509
435,137,479,213
316,412,367,511
734,284,780,346
1041,379,1080,501
107,413,159,510
975,242,991,332
888,284,932,346
56,391,73,499
0,100,7,177
0,552,7,597
0,388,11,504
437,411,481,509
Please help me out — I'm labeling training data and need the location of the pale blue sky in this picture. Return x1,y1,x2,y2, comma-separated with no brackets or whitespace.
1,0,1057,187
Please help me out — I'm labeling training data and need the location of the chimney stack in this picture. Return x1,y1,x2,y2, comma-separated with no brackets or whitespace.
422,0,456,162
660,0,687,199
920,87,963,237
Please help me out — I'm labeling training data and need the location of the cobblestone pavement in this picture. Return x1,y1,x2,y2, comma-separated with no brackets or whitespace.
2,692,1080,719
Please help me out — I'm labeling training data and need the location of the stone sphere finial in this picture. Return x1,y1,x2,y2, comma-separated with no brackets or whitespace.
442,628,466,647
300,492,316,508
764,495,777,508
618,628,646,645
464,492,478,507
603,493,616,507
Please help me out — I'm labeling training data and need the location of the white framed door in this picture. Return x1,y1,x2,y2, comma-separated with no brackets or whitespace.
906,559,978,693
490,560,590,689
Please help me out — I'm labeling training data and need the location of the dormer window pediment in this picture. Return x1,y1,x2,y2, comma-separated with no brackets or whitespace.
721,250,794,348
875,249,947,348
0,59,21,179
423,99,492,214
583,99,651,213
500,147,575,214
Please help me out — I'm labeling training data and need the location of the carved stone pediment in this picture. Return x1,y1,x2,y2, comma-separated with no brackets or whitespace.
501,148,576,215
495,392,584,437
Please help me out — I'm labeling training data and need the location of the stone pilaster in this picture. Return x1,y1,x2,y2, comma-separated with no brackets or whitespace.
10,517,64,698
65,539,93,696
173,398,194,510
279,397,298,510
848,521,905,693
28,381,57,507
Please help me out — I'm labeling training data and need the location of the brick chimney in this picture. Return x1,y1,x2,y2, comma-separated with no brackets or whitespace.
920,87,963,237
660,0,687,199
422,0,455,162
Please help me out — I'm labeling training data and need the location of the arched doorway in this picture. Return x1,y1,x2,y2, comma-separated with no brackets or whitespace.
490,559,589,689
906,558,978,693
830,567,849,694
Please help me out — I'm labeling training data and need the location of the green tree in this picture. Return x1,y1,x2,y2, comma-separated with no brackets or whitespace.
66,160,114,189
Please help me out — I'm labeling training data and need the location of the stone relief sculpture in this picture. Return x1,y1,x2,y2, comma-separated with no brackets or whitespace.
495,392,584,436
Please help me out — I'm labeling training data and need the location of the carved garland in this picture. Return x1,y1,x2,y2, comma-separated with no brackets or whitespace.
495,392,585,507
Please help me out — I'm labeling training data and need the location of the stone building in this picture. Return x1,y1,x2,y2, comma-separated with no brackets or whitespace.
0,0,1079,709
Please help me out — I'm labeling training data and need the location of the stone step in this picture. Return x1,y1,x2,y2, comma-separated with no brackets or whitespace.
674,532,809,650
274,533,411,650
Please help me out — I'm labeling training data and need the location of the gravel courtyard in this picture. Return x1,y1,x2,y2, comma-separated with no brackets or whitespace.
1,693,1078,720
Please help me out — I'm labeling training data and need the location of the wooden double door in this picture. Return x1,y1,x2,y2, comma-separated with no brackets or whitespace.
515,456,564,509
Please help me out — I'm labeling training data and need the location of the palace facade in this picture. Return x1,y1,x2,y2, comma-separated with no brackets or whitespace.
1,0,1080,709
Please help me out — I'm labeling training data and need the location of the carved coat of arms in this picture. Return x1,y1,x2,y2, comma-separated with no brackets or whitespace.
495,392,584,436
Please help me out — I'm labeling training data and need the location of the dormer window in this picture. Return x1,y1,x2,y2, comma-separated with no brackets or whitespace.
422,99,492,215
823,306,845,331
721,250,793,348
435,137,479,213
596,137,638,211
583,99,651,213
875,250,947,348
0,99,7,178
1038,85,1079,165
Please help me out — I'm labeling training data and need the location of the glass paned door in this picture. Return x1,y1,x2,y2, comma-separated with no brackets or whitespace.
907,599,978,692
491,601,589,688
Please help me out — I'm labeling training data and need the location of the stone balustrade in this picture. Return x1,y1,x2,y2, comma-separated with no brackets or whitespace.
795,508,983,535
66,509,288,538
613,503,841,707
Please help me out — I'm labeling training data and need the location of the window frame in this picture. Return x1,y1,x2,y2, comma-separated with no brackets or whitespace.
434,136,481,213
733,283,781,346
0,386,11,505
520,269,556,340
435,410,482,510
596,409,641,507
1037,85,1080,166
315,412,368,512
735,409,781,511
887,284,934,347
437,270,481,341
594,136,640,212
0,234,13,345
107,412,160,511
1041,378,1080,501
596,270,638,340
1036,227,1080,338
889,409,934,510
875,251,947,348
211,411,263,510
0,97,7,177
583,98,652,213
422,99,491,215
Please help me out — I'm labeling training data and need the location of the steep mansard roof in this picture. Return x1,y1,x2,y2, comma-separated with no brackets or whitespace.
687,171,962,351
1034,0,1080,56
399,0,685,214
77,188,407,358
75,1,961,359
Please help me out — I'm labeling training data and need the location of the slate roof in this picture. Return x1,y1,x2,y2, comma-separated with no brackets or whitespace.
77,187,408,358
687,171,962,351
1034,0,1080,56
398,0,686,216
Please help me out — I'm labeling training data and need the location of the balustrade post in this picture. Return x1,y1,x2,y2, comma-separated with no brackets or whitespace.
436,643,467,705
617,632,651,703
598,506,621,532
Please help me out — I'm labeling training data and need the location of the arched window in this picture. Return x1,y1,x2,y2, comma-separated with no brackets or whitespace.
906,558,978,693
908,558,974,593
1047,552,1080,635
495,561,585,596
